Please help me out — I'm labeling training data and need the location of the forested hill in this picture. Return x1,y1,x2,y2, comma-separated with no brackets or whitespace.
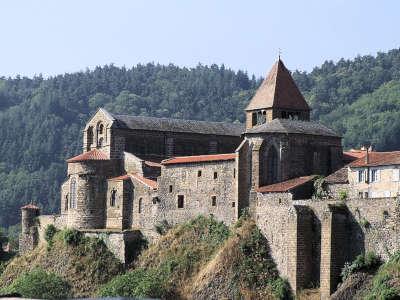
1,48,400,228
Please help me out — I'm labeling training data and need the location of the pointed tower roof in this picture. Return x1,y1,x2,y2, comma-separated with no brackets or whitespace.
246,59,310,111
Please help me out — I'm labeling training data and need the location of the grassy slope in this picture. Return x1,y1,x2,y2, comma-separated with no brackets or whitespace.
99,216,290,299
0,231,123,297
332,252,400,299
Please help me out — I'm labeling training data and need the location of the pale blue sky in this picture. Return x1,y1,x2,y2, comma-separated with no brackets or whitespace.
1,0,399,77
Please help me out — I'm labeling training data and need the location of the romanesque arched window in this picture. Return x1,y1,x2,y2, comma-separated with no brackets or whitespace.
96,122,105,147
70,178,77,209
87,126,94,151
259,144,279,186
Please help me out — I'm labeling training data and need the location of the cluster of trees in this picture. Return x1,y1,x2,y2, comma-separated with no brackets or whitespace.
1,48,400,228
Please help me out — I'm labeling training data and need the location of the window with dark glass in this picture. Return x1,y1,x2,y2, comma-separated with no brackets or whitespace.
211,196,217,206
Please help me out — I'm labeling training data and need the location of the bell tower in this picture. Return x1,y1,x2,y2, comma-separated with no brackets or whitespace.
245,59,311,130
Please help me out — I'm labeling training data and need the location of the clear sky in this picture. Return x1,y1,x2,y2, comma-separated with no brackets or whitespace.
1,0,399,78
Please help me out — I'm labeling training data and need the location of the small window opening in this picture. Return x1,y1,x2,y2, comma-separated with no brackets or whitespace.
178,195,184,208
233,168,236,178
138,197,143,213
232,201,236,208
213,172,218,179
169,185,173,193
198,170,202,177
211,196,217,206
110,189,116,207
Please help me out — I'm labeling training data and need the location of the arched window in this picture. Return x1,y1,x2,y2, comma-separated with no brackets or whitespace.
87,127,94,151
96,122,105,147
259,145,279,186
110,189,117,207
70,178,77,209
64,193,69,211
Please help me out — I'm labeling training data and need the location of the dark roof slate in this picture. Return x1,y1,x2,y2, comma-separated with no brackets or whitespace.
245,118,340,137
110,113,244,136
246,59,310,111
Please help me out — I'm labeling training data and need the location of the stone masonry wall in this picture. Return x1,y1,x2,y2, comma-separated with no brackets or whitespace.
158,160,237,226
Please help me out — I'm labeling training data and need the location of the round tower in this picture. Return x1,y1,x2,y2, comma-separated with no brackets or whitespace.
19,204,40,254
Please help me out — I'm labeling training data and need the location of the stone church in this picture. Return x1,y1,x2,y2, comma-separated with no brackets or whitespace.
22,59,400,298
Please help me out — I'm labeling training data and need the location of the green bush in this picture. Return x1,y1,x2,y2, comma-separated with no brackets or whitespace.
1,268,70,299
341,252,381,281
62,228,83,246
270,277,291,300
154,219,172,235
338,190,348,201
97,268,166,298
44,224,58,250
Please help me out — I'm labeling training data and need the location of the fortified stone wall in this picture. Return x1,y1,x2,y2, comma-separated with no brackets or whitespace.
255,194,400,297
158,160,238,226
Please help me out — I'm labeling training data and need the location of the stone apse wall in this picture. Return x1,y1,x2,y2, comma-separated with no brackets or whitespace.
254,194,400,298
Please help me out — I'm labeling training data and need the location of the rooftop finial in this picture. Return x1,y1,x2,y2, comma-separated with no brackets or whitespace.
278,48,282,60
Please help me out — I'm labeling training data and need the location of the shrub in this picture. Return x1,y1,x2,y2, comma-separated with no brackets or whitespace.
44,224,58,250
154,220,172,235
341,252,381,280
97,268,166,298
62,228,83,246
270,277,291,300
2,268,70,299
338,190,348,201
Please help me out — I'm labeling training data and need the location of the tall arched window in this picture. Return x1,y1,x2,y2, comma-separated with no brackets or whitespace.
70,178,77,209
87,126,94,151
259,145,279,186
96,122,105,147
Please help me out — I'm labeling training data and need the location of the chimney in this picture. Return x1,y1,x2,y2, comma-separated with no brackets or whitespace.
365,147,369,164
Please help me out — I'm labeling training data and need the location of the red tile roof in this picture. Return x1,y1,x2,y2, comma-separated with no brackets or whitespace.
350,151,400,167
67,149,109,163
343,150,367,163
21,204,40,210
257,175,317,193
130,173,158,189
162,153,236,165
145,160,162,168
108,174,131,181
108,173,158,189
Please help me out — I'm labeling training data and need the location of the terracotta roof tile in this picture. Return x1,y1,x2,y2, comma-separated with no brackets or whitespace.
343,150,367,163
21,204,40,210
257,175,317,193
108,174,131,181
145,161,162,168
129,173,158,189
162,153,236,165
246,59,310,111
350,151,400,167
325,166,349,184
108,173,158,189
67,149,109,163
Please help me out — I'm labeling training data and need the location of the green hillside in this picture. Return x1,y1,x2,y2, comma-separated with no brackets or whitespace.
2,48,400,228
